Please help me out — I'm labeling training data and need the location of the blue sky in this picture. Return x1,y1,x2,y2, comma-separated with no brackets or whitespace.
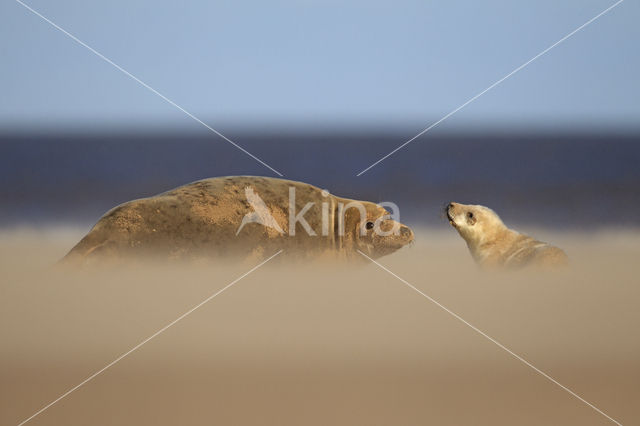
1,0,638,131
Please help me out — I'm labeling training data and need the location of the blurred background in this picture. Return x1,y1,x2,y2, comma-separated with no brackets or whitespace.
1,0,639,229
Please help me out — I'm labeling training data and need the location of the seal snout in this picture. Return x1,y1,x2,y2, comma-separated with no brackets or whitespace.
399,225,414,242
446,202,457,224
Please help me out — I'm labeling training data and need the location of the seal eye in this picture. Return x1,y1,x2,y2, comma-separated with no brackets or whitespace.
467,212,474,219
365,221,375,230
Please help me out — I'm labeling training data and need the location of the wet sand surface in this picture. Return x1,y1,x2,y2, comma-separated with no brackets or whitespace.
1,227,639,425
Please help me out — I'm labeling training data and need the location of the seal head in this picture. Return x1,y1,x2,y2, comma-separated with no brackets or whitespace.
341,200,414,259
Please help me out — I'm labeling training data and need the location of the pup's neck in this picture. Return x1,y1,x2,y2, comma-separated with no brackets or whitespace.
467,227,521,265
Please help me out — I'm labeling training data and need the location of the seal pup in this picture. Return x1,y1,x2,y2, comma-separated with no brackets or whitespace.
446,202,568,268
63,176,414,265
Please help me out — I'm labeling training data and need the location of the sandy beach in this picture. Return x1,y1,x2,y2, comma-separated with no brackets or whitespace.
1,226,638,425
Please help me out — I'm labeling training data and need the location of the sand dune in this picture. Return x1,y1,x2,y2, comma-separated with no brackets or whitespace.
1,227,638,425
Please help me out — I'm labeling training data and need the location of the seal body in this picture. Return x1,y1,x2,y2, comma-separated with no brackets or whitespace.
63,176,413,264
446,202,568,269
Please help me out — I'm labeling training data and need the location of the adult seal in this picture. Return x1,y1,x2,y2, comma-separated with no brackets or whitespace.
446,202,568,269
63,176,414,264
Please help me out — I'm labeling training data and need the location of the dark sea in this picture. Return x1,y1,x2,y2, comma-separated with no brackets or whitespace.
1,130,639,229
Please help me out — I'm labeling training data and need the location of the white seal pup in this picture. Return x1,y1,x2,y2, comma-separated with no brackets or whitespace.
446,202,568,268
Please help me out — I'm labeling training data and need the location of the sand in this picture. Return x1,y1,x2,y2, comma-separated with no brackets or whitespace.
1,226,639,425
